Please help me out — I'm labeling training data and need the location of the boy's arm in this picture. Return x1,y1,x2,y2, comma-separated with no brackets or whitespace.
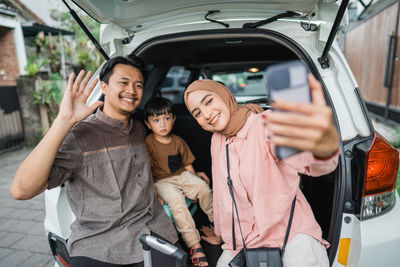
184,164,210,184
179,136,210,184
10,71,102,200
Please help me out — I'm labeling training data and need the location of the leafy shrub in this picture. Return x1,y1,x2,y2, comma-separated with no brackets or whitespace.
397,162,400,195
391,126,400,149
33,73,63,124
391,127,400,195
25,56,48,76
33,73,62,105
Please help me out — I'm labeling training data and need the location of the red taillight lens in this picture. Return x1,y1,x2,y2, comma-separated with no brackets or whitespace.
363,132,399,196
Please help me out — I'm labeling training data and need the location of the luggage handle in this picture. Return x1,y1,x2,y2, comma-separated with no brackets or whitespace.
140,234,187,267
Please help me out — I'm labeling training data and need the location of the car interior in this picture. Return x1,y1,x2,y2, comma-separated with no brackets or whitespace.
128,30,340,266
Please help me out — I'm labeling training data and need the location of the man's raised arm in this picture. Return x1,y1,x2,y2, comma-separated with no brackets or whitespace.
10,70,103,200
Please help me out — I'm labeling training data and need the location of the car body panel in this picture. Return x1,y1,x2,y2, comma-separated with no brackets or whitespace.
44,187,75,240
95,0,348,45
332,193,400,267
46,1,399,267
72,0,322,30
359,192,400,267
93,16,370,141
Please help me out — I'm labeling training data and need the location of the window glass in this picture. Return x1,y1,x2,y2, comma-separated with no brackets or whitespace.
212,70,267,104
160,66,191,104
162,77,174,87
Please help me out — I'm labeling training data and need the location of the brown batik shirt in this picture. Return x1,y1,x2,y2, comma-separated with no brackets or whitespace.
47,108,178,265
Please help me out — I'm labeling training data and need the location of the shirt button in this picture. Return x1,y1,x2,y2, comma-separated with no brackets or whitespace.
134,154,137,158
138,174,141,177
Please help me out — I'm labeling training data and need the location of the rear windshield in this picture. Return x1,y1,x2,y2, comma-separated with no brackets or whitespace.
212,70,267,104
160,67,268,105
160,66,191,104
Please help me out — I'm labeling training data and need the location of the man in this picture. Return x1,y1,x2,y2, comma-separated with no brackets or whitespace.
10,56,178,267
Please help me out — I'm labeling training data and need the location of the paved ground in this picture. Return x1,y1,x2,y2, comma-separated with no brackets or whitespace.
0,117,397,267
0,148,53,267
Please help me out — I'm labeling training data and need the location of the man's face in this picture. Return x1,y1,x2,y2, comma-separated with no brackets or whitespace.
101,64,144,120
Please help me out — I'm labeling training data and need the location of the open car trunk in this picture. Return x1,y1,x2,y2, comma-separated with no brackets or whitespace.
132,29,342,264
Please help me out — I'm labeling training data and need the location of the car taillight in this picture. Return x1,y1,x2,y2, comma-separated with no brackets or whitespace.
361,132,399,220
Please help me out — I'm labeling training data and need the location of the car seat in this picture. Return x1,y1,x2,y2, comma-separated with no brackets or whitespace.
163,198,199,223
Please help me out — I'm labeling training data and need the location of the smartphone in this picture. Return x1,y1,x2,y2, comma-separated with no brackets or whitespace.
265,60,311,159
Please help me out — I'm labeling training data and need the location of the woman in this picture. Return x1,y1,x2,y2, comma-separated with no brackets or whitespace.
184,76,340,267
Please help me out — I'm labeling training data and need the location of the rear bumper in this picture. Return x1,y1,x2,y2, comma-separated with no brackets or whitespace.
332,192,400,267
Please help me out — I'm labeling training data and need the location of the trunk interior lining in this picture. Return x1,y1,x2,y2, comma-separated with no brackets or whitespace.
133,32,339,261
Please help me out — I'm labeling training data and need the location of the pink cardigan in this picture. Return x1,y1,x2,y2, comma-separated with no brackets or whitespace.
211,110,339,254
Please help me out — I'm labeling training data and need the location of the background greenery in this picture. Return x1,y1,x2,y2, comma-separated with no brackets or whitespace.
23,10,104,134
59,10,103,71
397,162,400,195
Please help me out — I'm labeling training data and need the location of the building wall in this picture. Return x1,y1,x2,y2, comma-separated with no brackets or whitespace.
0,26,20,86
344,2,400,108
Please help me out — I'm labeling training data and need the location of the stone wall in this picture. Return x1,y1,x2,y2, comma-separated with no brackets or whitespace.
16,76,41,146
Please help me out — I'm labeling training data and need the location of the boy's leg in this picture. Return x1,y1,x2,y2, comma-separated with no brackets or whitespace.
154,180,201,248
179,171,214,223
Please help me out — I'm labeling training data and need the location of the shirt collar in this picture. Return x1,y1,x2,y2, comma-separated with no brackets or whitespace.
95,107,134,132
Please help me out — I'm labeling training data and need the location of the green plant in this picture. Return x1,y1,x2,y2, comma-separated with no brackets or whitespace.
391,127,400,195
59,11,103,71
391,126,400,149
77,50,91,70
397,162,400,195
33,73,64,128
25,56,49,76
33,73,63,109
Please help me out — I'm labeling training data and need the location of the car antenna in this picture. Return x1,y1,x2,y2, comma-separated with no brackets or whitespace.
61,0,110,61
205,10,230,28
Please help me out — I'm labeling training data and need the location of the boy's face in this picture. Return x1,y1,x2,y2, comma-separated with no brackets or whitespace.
145,112,176,138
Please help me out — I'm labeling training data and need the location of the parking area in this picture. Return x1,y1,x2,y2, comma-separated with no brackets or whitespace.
0,148,53,267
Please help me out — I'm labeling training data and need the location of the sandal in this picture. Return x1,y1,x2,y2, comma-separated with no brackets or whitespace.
190,247,208,266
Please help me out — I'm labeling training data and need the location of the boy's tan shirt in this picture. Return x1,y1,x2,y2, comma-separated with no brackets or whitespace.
145,133,195,182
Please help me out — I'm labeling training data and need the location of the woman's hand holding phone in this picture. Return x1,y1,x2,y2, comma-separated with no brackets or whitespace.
266,74,339,159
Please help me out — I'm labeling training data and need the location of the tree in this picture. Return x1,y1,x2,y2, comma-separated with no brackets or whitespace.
57,9,103,71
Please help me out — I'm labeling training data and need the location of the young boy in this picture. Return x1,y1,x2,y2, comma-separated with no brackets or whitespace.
144,97,213,266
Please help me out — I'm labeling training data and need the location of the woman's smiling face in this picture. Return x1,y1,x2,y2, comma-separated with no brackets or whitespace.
186,89,230,132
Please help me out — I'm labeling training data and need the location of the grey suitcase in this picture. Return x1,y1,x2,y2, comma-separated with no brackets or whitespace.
140,234,187,267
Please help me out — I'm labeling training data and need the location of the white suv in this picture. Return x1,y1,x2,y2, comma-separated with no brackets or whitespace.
45,1,400,266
